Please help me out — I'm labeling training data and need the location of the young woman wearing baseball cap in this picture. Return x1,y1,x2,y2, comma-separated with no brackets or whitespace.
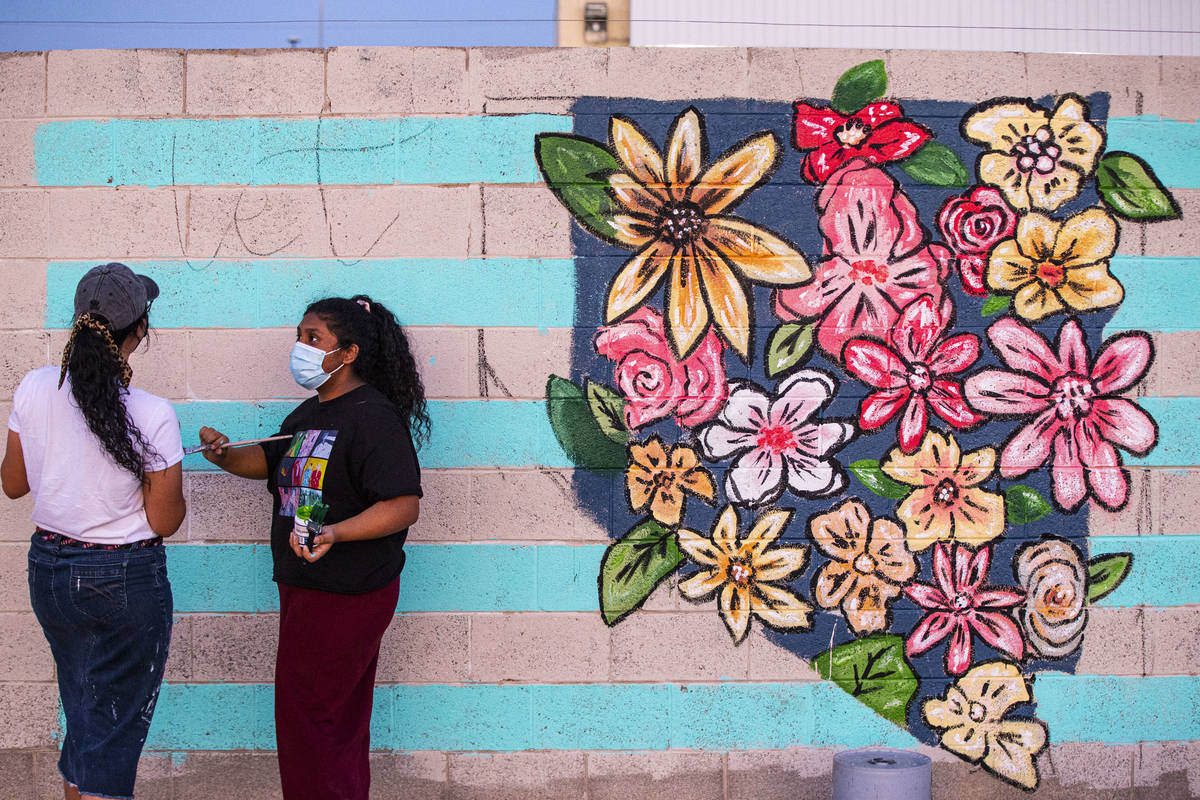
1,263,186,800
197,295,426,800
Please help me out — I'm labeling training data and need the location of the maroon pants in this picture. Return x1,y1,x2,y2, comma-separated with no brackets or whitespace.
275,578,399,800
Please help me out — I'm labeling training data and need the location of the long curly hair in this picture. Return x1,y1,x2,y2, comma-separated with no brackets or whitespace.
305,295,430,448
59,311,156,482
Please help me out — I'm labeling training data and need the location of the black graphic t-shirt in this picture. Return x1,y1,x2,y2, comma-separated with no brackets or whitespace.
263,383,422,594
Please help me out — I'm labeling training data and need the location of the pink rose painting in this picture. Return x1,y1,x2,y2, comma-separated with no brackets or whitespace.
595,307,727,430
936,186,1019,296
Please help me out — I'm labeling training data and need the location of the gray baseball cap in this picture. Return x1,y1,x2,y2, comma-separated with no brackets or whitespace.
73,263,159,330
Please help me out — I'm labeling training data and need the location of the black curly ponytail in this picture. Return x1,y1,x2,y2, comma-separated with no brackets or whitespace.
58,312,156,482
305,295,430,448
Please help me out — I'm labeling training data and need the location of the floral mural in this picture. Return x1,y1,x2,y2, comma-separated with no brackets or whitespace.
535,60,1177,790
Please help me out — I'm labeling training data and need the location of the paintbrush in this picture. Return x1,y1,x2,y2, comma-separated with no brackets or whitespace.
184,434,293,456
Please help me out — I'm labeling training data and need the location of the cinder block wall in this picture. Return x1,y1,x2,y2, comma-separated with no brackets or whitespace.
0,46,1197,799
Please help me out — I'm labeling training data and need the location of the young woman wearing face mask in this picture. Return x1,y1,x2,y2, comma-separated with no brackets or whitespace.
196,295,427,800
1,263,186,800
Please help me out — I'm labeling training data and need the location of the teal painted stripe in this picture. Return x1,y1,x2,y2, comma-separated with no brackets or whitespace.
168,543,605,613
143,676,1200,751
45,259,576,329
1107,116,1200,190
1106,256,1200,335
1125,397,1200,467
167,537,1200,614
173,399,570,471
1038,674,1200,744
1089,535,1200,608
33,115,572,186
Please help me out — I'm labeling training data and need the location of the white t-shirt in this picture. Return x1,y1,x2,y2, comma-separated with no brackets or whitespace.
8,365,184,544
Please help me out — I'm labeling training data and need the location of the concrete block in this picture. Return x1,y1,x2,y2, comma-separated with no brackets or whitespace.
793,49,890,102
407,469,473,543
0,52,44,118
1076,606,1144,677
0,332,48,400
469,48,609,111
639,576,683,612
477,327,573,402
377,613,470,683
1141,189,1200,257
322,185,475,260
480,185,573,259
891,50,1027,104
164,613,192,681
369,751,448,800
173,751,281,800
1162,57,1200,123
124,328,188,400
0,543,32,612
447,751,587,800
470,612,609,683
610,610,748,682
468,469,609,542
0,477,35,542
0,189,47,258
191,612,278,682
1151,331,1200,397
0,120,37,186
186,472,272,542
1088,466,1151,536
48,187,180,259
727,747,834,800
1026,53,1162,117
0,260,49,330
1135,742,1200,799
1146,607,1200,675
187,328,300,401
586,750,724,800
483,98,576,115
745,49,807,103
328,47,468,115
0,612,53,680
0,682,59,747
47,50,183,117
931,756,1051,800
409,326,477,401
748,630,822,682
1048,742,1136,791
0,750,35,800
1159,469,1200,536
186,50,324,116
607,47,750,100
184,187,326,260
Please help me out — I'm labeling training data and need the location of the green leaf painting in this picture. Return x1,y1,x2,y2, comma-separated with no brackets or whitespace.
1096,151,1182,221
831,60,887,114
546,375,628,472
586,381,630,446
534,134,624,244
1086,553,1133,603
981,295,1012,317
899,141,970,188
814,634,918,726
1005,485,1052,525
599,519,684,626
849,459,911,500
765,322,815,379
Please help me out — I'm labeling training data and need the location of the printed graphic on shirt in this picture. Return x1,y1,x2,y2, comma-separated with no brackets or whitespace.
277,429,337,518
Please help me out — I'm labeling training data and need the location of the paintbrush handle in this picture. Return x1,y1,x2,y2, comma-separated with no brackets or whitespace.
184,434,293,456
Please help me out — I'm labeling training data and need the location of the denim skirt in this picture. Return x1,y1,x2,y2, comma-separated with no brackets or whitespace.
27,532,173,800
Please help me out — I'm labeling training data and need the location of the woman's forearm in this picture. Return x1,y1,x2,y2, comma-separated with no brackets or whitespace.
326,495,419,543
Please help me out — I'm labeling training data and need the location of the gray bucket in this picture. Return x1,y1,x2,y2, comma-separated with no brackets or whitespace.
831,749,932,800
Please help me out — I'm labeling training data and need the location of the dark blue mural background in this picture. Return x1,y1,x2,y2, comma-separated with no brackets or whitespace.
565,94,1115,744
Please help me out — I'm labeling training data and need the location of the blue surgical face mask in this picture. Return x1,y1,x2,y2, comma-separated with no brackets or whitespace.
290,341,344,390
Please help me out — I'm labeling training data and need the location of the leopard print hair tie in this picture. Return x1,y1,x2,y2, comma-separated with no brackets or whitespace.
58,313,133,389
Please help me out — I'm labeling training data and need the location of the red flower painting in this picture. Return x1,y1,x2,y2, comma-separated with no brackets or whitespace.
793,101,933,184
936,186,1019,296
842,296,985,453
